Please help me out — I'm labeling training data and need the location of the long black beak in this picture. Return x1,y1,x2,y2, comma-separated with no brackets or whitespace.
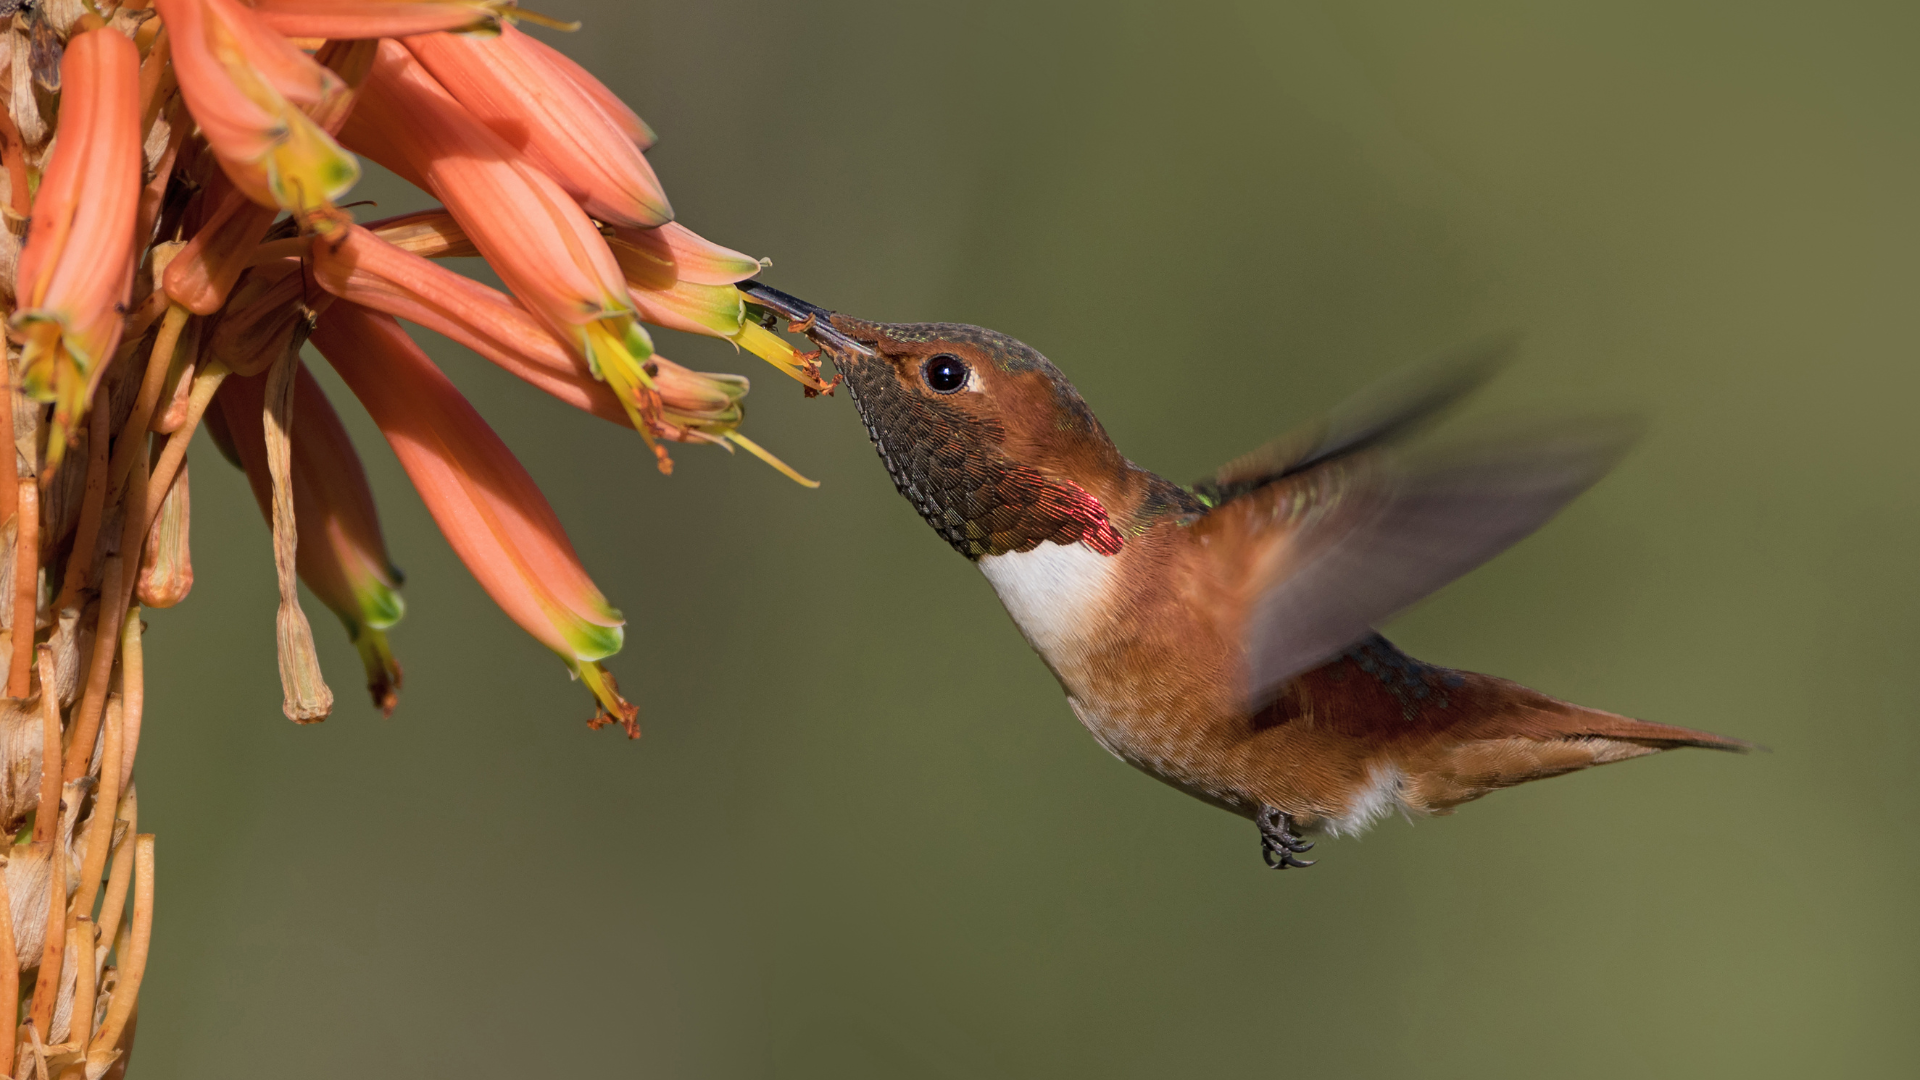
738,281,876,358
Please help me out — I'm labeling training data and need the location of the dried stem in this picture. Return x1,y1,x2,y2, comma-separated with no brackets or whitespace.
140,361,225,540
71,693,123,918
115,610,142,797
104,305,188,501
93,787,136,971
0,101,29,221
33,647,62,846
7,478,38,699
51,389,115,615
0,847,16,1078
66,917,97,1052
89,835,152,1058
264,347,332,722
62,556,123,783
29,804,67,1038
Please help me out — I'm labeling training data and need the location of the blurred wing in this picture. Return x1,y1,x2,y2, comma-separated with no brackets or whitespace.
1195,336,1515,508
1200,418,1640,709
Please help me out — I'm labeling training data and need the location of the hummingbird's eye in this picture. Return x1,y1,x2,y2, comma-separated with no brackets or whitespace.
923,354,969,394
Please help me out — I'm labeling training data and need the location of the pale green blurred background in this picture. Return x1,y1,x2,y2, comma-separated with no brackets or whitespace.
132,1,1917,1076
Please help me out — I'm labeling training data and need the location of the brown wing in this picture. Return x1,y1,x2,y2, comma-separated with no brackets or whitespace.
1196,416,1639,710
1194,336,1515,508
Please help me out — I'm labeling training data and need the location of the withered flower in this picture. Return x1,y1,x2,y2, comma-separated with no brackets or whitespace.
210,366,407,716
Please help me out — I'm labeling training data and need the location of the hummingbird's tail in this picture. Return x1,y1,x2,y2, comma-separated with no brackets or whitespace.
1394,674,1753,815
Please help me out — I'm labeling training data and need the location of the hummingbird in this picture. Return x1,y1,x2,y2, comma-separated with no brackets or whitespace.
742,283,1746,869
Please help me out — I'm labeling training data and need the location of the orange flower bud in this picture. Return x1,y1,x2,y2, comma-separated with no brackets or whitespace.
10,28,142,466
307,222,627,425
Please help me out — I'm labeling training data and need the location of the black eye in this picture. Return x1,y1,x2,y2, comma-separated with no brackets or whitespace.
923,354,969,393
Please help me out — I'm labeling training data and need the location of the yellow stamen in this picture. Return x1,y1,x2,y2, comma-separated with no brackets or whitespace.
725,432,819,488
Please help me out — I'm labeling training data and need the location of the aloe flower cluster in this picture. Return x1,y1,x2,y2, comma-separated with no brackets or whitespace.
0,1,821,1073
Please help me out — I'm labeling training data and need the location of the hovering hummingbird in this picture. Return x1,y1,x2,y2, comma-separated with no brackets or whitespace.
742,283,1746,868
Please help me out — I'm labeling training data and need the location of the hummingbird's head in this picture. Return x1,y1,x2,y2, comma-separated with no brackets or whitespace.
741,283,1144,560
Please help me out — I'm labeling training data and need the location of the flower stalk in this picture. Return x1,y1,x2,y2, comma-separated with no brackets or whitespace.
0,5,816,1066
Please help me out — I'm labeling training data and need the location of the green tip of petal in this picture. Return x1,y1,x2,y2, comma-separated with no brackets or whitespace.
562,620,624,663
267,111,362,216
623,319,655,360
357,580,407,631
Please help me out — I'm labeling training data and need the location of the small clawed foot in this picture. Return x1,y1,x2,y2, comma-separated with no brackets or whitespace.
1256,806,1316,869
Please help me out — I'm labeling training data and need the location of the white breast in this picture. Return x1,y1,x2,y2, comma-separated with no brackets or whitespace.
977,541,1117,665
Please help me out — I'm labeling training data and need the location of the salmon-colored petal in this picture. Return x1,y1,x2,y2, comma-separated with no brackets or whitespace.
363,208,479,259
351,43,629,343
627,278,748,339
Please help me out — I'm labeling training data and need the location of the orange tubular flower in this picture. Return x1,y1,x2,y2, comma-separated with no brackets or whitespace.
310,302,638,733
404,25,670,228
155,0,360,217
342,42,676,461
251,0,522,39
307,223,818,484
309,222,629,423
210,366,408,715
11,28,141,466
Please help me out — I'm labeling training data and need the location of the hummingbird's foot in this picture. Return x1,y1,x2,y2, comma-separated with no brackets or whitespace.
1256,806,1316,869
